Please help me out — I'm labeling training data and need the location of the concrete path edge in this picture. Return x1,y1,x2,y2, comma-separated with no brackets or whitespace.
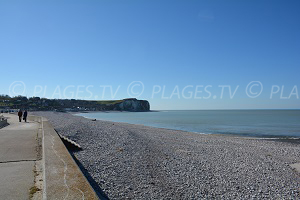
29,115,99,200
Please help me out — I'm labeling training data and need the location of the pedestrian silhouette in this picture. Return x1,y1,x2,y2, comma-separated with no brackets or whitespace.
18,109,23,122
23,110,28,122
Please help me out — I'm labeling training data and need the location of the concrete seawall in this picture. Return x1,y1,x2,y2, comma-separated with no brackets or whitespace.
29,115,99,200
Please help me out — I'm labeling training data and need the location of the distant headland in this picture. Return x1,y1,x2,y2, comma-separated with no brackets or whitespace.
0,95,150,112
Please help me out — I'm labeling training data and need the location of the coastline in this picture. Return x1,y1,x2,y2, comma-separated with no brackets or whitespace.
78,114,300,140
33,111,300,199
75,110,300,140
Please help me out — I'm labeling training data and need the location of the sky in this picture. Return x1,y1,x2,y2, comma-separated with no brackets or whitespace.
0,0,299,110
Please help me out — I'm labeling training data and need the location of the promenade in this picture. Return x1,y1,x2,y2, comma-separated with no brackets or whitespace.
0,113,38,199
0,113,100,200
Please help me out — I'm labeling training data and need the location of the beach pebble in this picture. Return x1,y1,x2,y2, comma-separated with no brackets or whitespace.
34,111,300,199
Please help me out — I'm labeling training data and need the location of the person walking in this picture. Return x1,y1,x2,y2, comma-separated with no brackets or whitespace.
23,110,28,122
18,109,23,122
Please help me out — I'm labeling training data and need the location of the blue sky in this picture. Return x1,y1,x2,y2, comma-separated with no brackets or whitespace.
0,0,299,110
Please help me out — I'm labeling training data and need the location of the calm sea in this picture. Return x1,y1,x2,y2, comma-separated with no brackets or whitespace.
76,110,300,138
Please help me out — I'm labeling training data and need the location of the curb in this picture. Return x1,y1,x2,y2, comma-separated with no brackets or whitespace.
30,116,99,200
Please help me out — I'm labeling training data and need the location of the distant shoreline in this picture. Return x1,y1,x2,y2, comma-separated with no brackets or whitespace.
81,113,300,141
74,110,300,139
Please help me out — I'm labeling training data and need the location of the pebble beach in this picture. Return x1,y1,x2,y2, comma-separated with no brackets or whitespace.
34,111,300,199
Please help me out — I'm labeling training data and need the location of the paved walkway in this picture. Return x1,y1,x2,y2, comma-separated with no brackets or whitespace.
0,113,38,200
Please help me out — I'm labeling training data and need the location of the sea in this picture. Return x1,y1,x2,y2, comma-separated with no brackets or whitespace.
76,110,300,138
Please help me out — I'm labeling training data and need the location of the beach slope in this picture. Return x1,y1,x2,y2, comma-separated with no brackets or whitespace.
34,112,300,199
